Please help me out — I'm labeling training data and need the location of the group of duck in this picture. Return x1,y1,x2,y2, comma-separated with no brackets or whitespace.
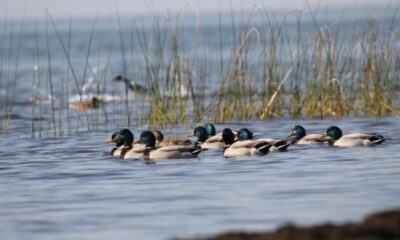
106,123,386,160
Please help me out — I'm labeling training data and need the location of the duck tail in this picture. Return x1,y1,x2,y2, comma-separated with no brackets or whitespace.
254,142,271,154
274,140,289,152
369,135,385,145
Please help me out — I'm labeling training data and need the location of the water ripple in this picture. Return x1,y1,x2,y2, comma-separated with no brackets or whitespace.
0,117,399,240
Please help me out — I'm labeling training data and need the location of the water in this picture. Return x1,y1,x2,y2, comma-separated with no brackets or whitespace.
0,8,398,104
1,117,399,240
0,7,399,239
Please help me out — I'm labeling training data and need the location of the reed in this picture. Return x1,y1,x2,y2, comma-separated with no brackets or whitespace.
64,17,72,136
0,14,6,134
47,10,91,133
2,19,16,133
0,5,399,137
45,17,57,137
116,11,131,128
135,13,189,129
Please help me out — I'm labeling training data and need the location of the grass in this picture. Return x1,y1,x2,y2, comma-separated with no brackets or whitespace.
0,4,399,137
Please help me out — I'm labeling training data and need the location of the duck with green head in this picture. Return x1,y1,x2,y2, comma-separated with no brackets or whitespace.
106,131,123,156
205,122,216,136
140,130,204,160
324,126,385,147
222,128,271,157
193,125,225,149
238,128,289,152
107,129,145,159
287,125,330,144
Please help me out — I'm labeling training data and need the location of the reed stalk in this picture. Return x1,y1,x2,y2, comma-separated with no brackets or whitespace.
46,10,91,133
45,17,57,137
3,21,13,133
0,14,7,133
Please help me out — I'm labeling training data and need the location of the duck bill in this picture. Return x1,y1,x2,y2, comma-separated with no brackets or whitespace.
106,137,117,144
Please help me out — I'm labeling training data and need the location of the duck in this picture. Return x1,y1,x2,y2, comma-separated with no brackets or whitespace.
106,131,123,156
107,129,146,159
324,126,385,147
152,130,193,147
237,128,289,152
193,126,225,149
222,128,271,157
113,75,149,95
206,122,239,140
70,96,102,110
287,125,331,144
140,130,204,160
205,122,217,136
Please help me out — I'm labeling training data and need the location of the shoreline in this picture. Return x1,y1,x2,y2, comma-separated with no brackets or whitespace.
178,208,400,240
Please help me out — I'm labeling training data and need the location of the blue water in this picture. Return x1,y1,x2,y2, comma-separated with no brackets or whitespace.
0,7,400,240
1,117,399,240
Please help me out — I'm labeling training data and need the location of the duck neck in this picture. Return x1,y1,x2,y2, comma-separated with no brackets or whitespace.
120,145,133,158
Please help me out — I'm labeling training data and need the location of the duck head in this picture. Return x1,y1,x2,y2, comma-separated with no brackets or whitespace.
118,129,134,147
238,128,253,140
205,122,216,136
326,126,342,140
152,130,164,142
140,130,156,148
288,125,306,140
222,128,235,145
106,131,120,144
194,126,208,143
106,129,134,147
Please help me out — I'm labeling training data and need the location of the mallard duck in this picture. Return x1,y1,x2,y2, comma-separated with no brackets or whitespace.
152,130,193,147
140,131,204,160
206,122,239,140
288,125,331,144
325,126,385,147
193,122,238,149
237,128,289,152
106,129,136,158
107,129,145,159
113,75,149,95
205,122,217,136
193,126,225,149
70,97,102,110
222,128,271,157
106,131,123,156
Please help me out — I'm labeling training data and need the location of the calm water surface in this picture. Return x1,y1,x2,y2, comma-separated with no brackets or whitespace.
0,117,399,240
1,8,399,240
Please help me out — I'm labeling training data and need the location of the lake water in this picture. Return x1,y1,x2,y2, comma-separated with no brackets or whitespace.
0,7,400,240
1,116,399,240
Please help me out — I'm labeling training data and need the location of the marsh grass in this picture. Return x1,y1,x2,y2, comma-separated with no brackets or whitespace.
1,5,399,137
47,11,91,133
0,16,7,133
1,17,24,134
135,13,190,129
